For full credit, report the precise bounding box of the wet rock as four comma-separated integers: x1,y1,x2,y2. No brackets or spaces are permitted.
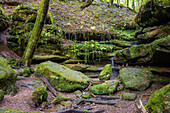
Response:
113,36,170,65
31,86,48,107
0,89,4,102
98,64,112,80
135,0,170,27
0,57,18,94
119,68,153,91
89,80,119,94
0,7,8,32
53,96,72,104
146,83,170,113
122,92,136,100
35,61,90,92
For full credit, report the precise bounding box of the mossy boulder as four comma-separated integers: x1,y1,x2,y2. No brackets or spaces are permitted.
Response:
53,96,72,104
119,68,153,91
0,89,4,102
137,22,170,40
31,86,48,106
98,64,112,80
135,0,170,27
146,84,170,113
0,57,17,94
89,80,119,94
113,36,170,65
35,61,90,92
12,4,52,23
0,7,8,32
122,92,136,100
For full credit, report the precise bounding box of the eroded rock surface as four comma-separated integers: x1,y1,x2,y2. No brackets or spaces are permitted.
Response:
35,61,90,92
119,68,153,91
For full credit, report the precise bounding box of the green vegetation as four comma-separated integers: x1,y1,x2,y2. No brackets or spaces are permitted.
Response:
53,96,72,104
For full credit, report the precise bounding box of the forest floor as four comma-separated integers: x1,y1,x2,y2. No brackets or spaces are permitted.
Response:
0,70,167,113
0,0,169,113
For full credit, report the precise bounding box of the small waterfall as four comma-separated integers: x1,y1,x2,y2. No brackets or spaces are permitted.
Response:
111,58,114,68
111,58,119,79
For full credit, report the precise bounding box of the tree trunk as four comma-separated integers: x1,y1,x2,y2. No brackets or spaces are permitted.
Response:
22,0,50,66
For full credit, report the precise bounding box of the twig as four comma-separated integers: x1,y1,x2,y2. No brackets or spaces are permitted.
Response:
135,98,148,113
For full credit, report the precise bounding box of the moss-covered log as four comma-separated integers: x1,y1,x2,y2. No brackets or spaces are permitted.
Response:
22,0,50,66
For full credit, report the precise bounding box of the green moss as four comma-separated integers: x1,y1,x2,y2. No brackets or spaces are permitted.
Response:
82,92,91,98
119,68,153,91
0,57,18,94
146,84,170,113
0,89,4,102
0,107,39,113
31,86,48,105
35,61,90,92
99,64,112,80
53,96,72,104
89,80,119,95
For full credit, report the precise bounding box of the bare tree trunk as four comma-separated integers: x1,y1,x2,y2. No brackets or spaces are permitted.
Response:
22,0,50,66
127,0,129,7
80,0,94,10
132,0,135,12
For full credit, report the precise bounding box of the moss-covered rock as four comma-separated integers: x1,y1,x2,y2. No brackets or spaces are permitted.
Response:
89,80,119,94
31,86,48,106
122,92,136,100
0,57,18,94
53,96,72,104
32,55,68,63
0,7,8,32
12,4,52,24
119,68,153,91
0,89,4,102
98,64,112,80
35,61,90,92
146,84,170,113
113,36,170,65
137,22,170,40
64,64,100,72
135,0,170,27
82,92,91,98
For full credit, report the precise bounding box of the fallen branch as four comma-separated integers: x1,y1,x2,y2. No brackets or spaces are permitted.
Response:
57,109,105,113
80,0,94,10
40,77,58,97
135,98,148,113
75,99,116,105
